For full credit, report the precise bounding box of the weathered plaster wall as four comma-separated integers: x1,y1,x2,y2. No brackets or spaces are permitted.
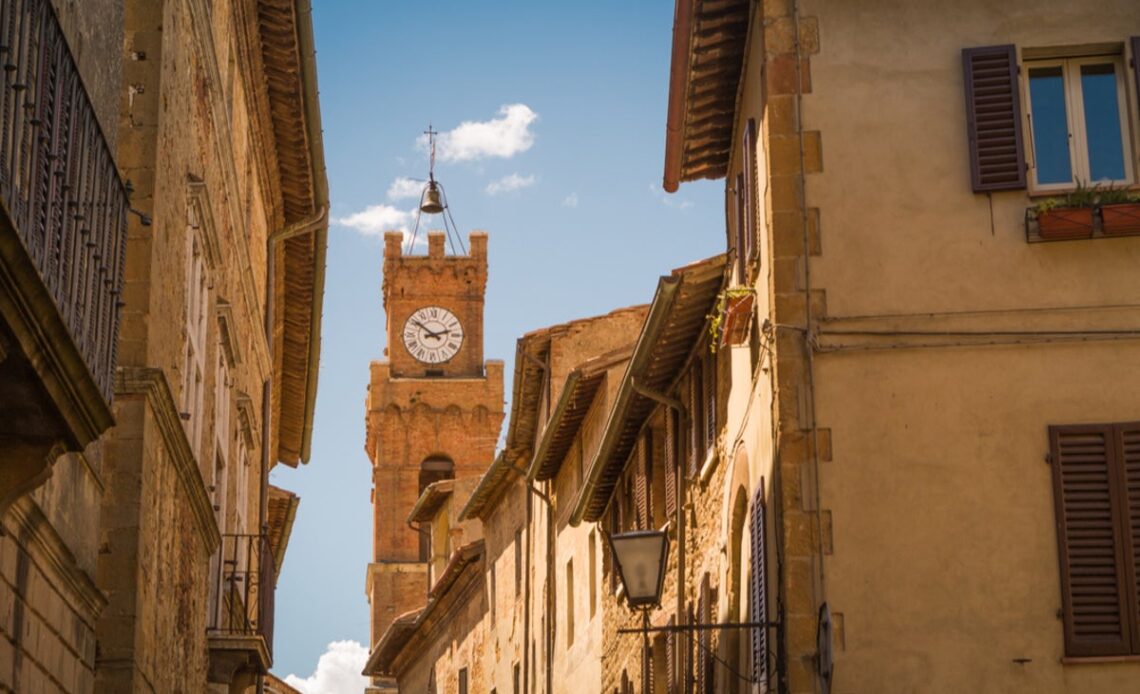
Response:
755,0,1140,691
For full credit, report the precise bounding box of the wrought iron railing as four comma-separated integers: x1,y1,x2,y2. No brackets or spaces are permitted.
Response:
0,0,128,402
208,533,276,656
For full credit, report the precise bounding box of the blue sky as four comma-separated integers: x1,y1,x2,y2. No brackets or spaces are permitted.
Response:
270,2,723,688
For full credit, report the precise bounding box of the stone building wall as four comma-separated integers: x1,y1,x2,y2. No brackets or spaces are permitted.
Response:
0,1,121,691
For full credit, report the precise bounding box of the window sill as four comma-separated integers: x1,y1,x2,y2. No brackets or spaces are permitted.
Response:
1061,655,1140,665
1026,182,1140,199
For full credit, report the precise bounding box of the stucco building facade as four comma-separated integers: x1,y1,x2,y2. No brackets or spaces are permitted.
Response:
1,0,327,692
663,0,1140,691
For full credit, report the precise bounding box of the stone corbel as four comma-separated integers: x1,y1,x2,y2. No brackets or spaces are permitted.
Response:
0,441,65,531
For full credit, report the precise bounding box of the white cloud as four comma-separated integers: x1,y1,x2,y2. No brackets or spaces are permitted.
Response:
283,640,370,694
335,204,414,237
484,173,537,196
562,193,579,207
648,183,693,210
386,177,424,201
423,104,538,162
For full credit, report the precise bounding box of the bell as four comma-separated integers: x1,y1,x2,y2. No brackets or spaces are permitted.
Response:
420,182,444,214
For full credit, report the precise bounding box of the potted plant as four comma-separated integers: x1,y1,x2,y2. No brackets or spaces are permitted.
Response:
1097,188,1140,237
1033,185,1096,240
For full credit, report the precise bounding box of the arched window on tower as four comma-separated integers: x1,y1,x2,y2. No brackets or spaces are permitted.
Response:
418,456,455,561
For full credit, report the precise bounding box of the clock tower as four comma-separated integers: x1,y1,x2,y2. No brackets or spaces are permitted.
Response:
364,229,504,681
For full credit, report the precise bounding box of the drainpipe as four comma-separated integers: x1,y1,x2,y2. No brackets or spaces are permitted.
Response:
264,207,328,343
523,478,532,694
546,478,555,694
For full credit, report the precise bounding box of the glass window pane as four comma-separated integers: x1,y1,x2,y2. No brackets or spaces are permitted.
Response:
1029,66,1072,185
1080,63,1126,182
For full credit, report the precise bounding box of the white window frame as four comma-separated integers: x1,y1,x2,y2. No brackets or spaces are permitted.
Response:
1024,54,1136,193
182,234,209,458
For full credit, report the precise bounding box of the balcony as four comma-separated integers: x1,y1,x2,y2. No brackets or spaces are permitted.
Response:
207,533,276,689
0,0,128,503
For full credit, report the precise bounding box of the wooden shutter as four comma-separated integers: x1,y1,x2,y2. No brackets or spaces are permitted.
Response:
1049,424,1134,656
1120,423,1140,651
962,45,1026,192
696,577,709,693
733,173,746,281
665,409,678,518
702,355,711,446
689,368,703,476
744,118,758,267
666,617,677,694
750,483,768,688
635,436,649,529
1132,38,1140,118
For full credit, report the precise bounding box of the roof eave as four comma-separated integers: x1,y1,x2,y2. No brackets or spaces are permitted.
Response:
296,0,329,464
569,276,683,526
663,0,695,193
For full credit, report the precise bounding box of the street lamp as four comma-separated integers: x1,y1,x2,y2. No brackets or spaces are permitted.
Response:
609,529,669,608
608,529,669,693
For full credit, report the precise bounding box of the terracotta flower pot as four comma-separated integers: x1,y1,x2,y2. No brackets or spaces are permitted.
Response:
1100,203,1140,237
1036,207,1094,240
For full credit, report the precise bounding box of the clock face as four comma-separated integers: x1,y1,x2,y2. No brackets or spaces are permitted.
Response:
402,306,464,364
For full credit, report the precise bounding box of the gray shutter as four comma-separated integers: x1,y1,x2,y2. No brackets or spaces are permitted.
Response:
750,483,769,688
962,45,1026,192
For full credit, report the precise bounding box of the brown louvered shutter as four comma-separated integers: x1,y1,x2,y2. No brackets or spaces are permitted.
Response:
666,617,677,693
744,118,758,266
635,437,649,529
696,577,709,693
702,350,711,444
733,173,746,281
689,368,703,476
750,483,768,688
1132,38,1140,111
685,605,695,693
1049,424,1134,656
962,45,1026,192
1119,423,1140,651
665,409,678,518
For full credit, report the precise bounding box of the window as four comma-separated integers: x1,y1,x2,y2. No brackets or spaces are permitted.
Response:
418,456,454,560
515,528,523,595
565,558,575,646
1026,55,1133,189
962,40,1140,194
458,667,468,694
212,344,232,530
182,234,208,458
513,662,520,694
589,530,597,618
1049,422,1140,657
490,561,497,624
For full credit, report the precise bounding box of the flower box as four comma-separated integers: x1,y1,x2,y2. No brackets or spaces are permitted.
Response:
1100,202,1140,237
1036,207,1094,240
